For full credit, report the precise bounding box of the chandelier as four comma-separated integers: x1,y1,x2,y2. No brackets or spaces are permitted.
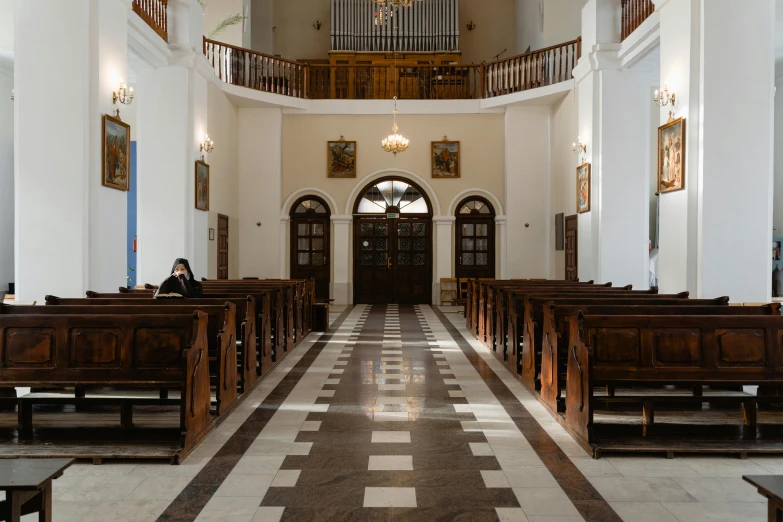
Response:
382,96,409,156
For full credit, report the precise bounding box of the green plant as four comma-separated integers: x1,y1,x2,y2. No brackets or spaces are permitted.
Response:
207,13,245,38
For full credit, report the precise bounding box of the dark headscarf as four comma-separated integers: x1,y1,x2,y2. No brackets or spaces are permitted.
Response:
154,258,203,298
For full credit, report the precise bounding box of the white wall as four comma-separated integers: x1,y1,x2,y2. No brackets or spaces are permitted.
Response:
516,0,543,54
575,69,597,282
774,67,783,240
505,106,552,278
238,108,282,278
0,0,12,51
202,0,244,47
543,0,587,48
549,91,577,279
0,58,12,293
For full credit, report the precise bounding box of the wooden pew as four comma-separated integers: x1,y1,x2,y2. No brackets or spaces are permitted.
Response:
540,302,781,413
0,311,213,461
6,302,240,416
46,296,259,394
565,312,783,456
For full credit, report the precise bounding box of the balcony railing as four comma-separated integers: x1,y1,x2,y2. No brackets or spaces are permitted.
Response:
483,38,581,98
621,0,654,41
204,39,306,97
132,0,168,42
204,37,581,101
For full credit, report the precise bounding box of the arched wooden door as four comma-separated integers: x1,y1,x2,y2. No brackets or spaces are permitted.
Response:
290,197,331,299
455,197,496,280
353,178,433,305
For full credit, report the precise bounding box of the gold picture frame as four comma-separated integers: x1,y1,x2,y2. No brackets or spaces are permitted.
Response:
432,138,460,178
102,113,131,191
327,137,357,178
657,116,686,194
195,160,210,211
576,162,591,214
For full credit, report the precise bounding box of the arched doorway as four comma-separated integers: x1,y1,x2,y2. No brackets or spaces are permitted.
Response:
290,196,331,299
455,196,496,280
353,177,433,304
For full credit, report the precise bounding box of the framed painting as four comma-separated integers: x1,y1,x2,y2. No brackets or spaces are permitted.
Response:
102,114,131,191
195,160,210,211
658,117,686,194
432,139,460,178
576,162,591,214
327,139,357,178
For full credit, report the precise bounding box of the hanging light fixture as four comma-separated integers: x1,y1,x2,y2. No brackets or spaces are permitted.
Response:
382,96,409,156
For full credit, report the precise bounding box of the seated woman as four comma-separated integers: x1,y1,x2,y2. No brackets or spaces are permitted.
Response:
154,258,203,298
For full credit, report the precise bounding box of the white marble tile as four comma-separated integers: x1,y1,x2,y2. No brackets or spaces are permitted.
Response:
78,499,170,522
495,507,530,521
469,442,495,456
609,501,679,522
672,477,765,503
382,357,404,362
376,397,409,405
382,350,403,355
311,403,330,412
436,361,449,366
372,431,411,443
214,474,274,497
330,369,345,375
481,470,511,488
318,390,335,398
288,442,313,455
454,404,472,413
449,390,466,398
606,457,701,478
252,506,285,522
439,369,455,375
380,364,404,370
374,411,410,421
363,487,417,507
461,421,482,432
504,467,558,488
233,455,286,475
590,477,695,502
325,378,341,385
58,475,146,502
196,496,265,522
443,379,459,385
512,488,580,517
300,420,322,431
368,455,414,470
245,440,291,456
662,501,766,521
334,360,348,366
271,469,301,487
39,500,100,522
678,457,769,478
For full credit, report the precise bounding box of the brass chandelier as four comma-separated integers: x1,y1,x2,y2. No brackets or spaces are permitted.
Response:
382,96,409,156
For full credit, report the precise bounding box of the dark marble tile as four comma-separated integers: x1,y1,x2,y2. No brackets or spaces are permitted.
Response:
412,487,518,509
281,507,391,522
391,508,500,522
261,486,366,508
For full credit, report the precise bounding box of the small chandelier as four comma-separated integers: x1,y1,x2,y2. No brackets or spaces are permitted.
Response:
113,81,134,106
382,96,409,156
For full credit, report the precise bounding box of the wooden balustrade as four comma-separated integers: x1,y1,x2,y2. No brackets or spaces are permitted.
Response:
203,38,578,101
621,0,654,41
203,38,306,98
307,64,480,100
483,38,581,99
132,0,168,42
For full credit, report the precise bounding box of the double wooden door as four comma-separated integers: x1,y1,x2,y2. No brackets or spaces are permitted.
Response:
354,217,432,304
290,216,331,299
217,214,229,280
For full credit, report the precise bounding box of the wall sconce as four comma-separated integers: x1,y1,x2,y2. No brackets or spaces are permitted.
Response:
654,85,676,107
200,134,214,155
313,19,322,30
466,20,476,31
112,81,134,106
572,137,587,156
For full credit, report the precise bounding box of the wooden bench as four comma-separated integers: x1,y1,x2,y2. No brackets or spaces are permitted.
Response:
0,458,73,522
539,302,780,413
565,312,783,457
0,311,212,461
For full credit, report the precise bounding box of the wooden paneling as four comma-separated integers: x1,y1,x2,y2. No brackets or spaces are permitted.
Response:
217,214,229,280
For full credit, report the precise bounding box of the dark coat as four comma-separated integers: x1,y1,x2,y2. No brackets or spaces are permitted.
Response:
154,258,203,298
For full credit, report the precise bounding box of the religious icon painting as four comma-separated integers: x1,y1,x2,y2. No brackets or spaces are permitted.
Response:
658,116,686,194
431,139,460,178
327,138,357,178
576,162,591,214
102,114,131,191
195,160,210,211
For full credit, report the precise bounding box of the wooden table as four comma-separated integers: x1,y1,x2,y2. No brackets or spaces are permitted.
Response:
0,459,73,521
743,475,783,521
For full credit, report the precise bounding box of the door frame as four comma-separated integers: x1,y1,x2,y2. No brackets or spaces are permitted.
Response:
289,195,332,299
454,196,496,280
217,213,229,280
352,176,433,304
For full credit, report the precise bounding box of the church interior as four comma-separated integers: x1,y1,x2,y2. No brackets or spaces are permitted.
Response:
1,0,783,520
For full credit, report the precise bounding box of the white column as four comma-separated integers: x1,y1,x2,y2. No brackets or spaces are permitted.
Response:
495,216,507,279
331,215,352,305
433,216,454,304
279,216,289,278
0,53,13,295
238,108,282,278
136,0,208,285
657,0,774,301
14,0,130,301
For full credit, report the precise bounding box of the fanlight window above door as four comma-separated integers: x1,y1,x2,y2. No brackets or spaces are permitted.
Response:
356,180,429,214
458,199,493,215
294,199,329,215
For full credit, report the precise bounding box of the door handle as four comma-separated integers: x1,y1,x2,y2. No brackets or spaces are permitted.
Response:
388,256,392,269
324,255,328,265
